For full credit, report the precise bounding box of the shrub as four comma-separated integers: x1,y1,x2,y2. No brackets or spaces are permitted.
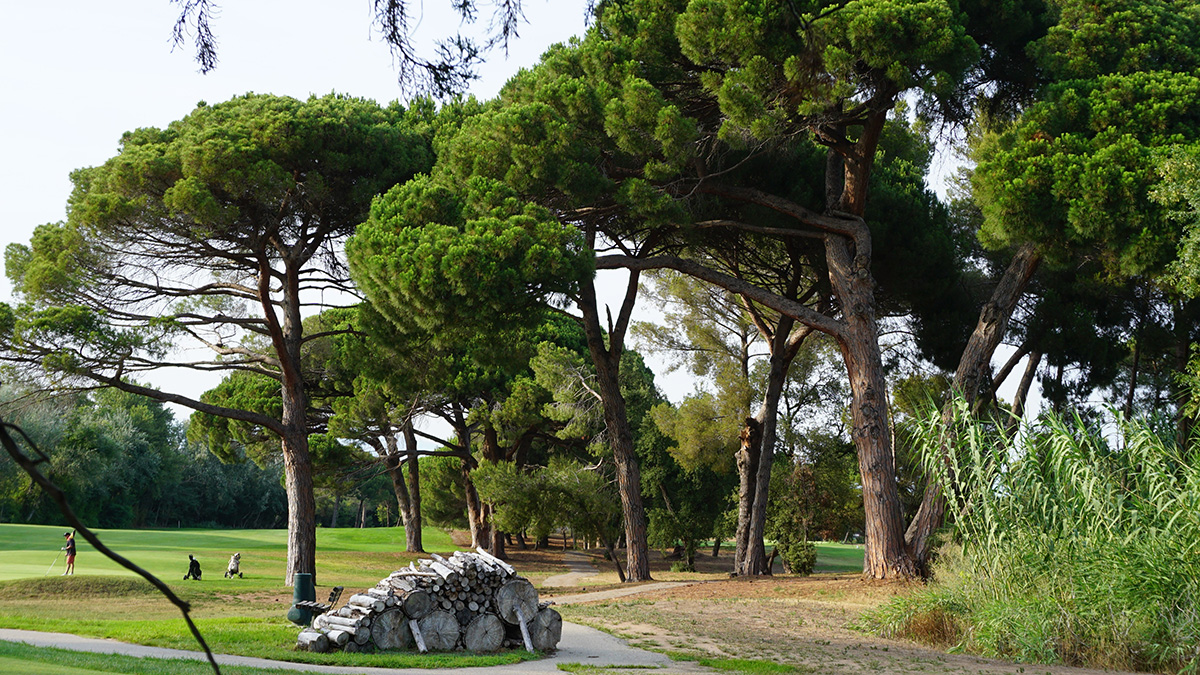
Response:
778,539,816,575
862,403,1200,674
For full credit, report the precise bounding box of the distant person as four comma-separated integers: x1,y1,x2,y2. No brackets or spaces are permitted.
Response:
224,552,243,578
62,531,76,575
184,554,202,580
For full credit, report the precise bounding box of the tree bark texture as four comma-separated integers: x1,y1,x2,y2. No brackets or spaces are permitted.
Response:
904,243,1041,570
579,273,652,582
463,462,488,550
405,434,423,552
733,417,761,573
828,234,916,578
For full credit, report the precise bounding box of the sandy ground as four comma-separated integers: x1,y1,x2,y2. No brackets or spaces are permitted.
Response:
558,572,1151,675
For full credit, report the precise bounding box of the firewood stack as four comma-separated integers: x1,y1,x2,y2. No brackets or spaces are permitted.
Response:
295,547,562,654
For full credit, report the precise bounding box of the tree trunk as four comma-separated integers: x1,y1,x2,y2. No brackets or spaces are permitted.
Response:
463,461,488,549
1174,302,1194,448
282,429,318,586
489,518,507,560
1124,330,1141,419
578,271,653,582
733,418,762,574
403,422,423,551
839,320,914,577
1011,349,1042,423
904,243,1041,571
738,322,802,576
330,493,340,528
593,353,652,581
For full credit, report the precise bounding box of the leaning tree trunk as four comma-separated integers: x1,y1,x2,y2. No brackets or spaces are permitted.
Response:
904,243,1041,570
820,122,917,579
595,358,652,581
738,326,799,576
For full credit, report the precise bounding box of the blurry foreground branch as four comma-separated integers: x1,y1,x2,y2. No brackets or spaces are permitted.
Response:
0,416,221,675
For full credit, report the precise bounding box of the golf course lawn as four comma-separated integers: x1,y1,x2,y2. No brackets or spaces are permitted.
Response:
0,523,863,672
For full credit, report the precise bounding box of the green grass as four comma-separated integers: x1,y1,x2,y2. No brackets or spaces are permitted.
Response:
0,640,312,675
699,657,807,673
811,543,863,573
0,523,540,669
0,523,454,585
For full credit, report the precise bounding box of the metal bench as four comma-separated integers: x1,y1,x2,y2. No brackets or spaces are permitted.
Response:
294,585,344,617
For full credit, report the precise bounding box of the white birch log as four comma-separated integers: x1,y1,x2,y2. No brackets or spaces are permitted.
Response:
348,594,386,612
515,604,534,653
409,618,427,653
475,547,516,575
326,628,352,646
297,628,329,653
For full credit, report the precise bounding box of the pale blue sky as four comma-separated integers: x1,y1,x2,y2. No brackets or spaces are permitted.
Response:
0,0,591,301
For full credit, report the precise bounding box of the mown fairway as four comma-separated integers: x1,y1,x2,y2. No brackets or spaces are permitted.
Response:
0,524,540,669
0,523,455,585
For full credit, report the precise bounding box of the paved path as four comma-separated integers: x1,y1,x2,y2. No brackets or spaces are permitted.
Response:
540,551,599,587
0,622,710,674
551,581,700,604
0,559,716,674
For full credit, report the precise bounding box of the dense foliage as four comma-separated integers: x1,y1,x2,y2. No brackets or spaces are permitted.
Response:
865,402,1200,673
0,388,285,529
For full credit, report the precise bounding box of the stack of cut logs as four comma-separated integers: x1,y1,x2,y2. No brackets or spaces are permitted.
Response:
295,547,562,654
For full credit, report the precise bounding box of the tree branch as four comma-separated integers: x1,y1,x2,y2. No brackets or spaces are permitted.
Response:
597,254,846,339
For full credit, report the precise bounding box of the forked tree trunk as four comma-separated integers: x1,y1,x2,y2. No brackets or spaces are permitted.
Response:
579,271,652,582
738,321,805,576
384,422,424,552
904,243,1041,570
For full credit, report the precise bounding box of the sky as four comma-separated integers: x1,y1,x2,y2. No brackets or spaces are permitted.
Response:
0,1,1039,427
0,1,624,413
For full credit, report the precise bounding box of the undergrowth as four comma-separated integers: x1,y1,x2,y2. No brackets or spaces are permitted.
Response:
861,403,1200,674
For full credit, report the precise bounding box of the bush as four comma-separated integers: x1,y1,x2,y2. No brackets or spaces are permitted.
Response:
862,403,1200,674
778,539,816,575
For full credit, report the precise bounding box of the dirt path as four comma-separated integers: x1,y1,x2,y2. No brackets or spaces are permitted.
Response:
540,551,598,587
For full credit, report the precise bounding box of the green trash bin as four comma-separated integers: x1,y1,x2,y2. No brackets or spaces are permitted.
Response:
287,572,316,625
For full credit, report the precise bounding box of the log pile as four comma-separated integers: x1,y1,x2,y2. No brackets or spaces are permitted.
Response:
295,547,562,654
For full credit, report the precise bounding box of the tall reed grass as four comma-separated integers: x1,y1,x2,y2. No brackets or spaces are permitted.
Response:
862,401,1200,673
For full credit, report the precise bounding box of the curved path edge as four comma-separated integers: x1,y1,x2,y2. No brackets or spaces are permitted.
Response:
0,622,674,674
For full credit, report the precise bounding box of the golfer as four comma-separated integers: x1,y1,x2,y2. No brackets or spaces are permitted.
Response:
62,531,76,575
